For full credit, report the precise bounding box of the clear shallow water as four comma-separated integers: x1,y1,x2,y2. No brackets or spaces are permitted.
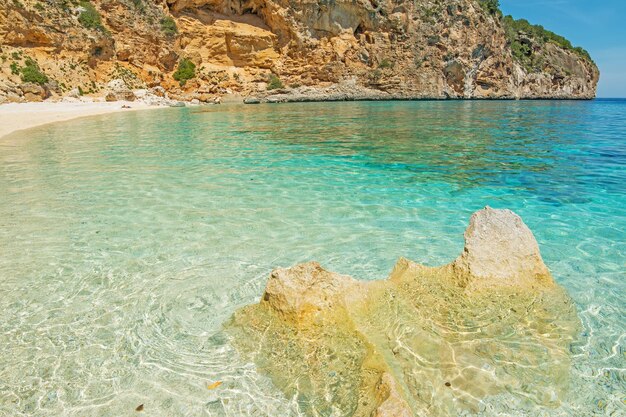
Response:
0,100,623,416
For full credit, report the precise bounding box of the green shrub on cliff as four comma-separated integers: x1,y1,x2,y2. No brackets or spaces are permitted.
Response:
10,62,20,75
173,58,196,86
478,0,501,17
78,1,105,32
19,58,49,85
267,74,284,90
378,58,394,69
573,46,593,62
160,16,178,37
474,0,593,67
131,0,145,11
110,63,144,89
502,15,594,66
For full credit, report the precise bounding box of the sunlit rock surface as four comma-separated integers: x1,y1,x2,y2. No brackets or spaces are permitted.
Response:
0,0,598,102
226,207,581,416
452,207,553,287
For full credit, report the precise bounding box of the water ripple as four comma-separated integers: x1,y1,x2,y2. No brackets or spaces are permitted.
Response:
0,100,624,416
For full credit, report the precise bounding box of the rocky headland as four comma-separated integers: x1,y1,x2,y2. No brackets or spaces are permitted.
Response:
0,0,599,104
226,207,581,416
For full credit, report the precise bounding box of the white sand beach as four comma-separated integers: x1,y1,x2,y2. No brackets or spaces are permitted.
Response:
0,101,157,140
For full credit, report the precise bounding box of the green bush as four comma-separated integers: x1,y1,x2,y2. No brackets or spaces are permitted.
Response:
173,58,196,86
58,0,76,11
20,58,49,85
478,0,500,16
267,74,284,90
378,58,393,69
160,16,177,37
573,46,593,62
78,1,104,31
502,15,593,67
131,0,145,11
10,62,20,75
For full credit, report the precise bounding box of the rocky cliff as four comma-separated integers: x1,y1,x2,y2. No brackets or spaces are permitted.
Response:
0,0,599,103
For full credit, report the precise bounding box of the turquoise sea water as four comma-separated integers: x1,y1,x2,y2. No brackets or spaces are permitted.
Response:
0,100,624,416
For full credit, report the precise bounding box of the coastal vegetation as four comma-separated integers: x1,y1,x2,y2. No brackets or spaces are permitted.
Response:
477,0,593,70
131,0,146,12
173,58,196,86
478,0,501,17
19,58,48,85
378,58,394,69
109,63,143,89
502,15,594,66
267,74,284,90
11,57,49,85
160,16,177,37
78,1,105,32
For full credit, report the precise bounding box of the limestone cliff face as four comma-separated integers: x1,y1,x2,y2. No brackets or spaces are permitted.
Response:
0,0,599,103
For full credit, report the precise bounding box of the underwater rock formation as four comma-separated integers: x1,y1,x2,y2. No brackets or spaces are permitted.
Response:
226,207,581,416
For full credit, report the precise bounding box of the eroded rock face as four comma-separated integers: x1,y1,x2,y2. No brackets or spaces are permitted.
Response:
227,207,581,416
0,0,598,102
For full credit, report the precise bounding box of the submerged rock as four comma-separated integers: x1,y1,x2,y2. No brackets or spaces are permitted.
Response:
226,207,581,416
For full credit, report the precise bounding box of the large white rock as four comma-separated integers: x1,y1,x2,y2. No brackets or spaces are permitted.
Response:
106,78,127,92
452,206,552,287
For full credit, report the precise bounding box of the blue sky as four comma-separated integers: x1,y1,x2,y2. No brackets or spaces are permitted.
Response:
499,0,626,98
